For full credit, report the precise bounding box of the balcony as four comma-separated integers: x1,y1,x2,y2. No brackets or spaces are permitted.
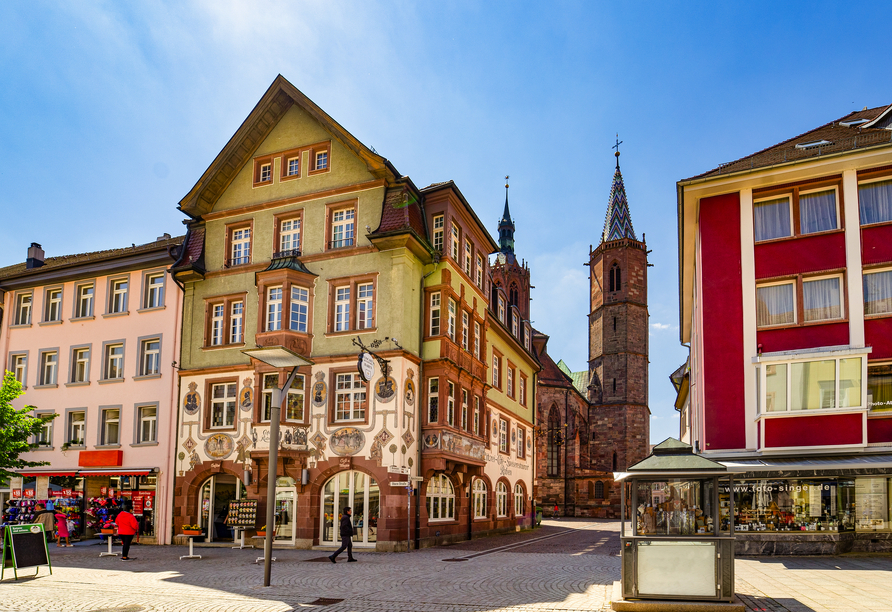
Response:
272,248,302,260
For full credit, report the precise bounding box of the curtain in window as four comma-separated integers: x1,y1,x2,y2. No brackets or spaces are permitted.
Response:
799,190,837,234
864,270,892,315
803,277,841,321
859,180,892,225
754,198,791,242
756,284,794,326
868,364,892,411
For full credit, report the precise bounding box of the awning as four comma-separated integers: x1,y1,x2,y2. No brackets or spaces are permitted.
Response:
78,468,157,477
720,453,892,474
18,470,78,477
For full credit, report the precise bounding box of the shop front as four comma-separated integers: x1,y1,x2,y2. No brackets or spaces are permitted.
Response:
720,455,892,554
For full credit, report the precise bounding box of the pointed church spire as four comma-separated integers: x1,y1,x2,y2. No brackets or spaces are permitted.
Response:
601,139,637,243
498,176,516,256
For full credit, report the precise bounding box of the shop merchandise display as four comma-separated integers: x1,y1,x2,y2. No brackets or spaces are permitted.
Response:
85,497,124,534
225,499,258,528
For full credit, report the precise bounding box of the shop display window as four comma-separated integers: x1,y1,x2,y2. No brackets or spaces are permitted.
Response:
854,477,892,532
635,478,714,536
720,479,853,532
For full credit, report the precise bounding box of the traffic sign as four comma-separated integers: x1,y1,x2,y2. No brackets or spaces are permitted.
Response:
389,481,409,486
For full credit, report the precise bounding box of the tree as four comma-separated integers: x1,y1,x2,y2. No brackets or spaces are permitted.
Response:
0,371,56,481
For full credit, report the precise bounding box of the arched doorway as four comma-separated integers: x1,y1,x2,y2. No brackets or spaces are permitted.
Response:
320,471,380,547
197,474,246,542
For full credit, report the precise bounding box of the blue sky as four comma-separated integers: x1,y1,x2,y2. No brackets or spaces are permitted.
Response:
1,1,890,443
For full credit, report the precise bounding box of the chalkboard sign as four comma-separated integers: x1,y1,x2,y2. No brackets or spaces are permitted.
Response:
1,524,52,580
224,500,258,528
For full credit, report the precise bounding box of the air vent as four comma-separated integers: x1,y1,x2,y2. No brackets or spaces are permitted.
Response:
795,140,832,150
840,119,869,127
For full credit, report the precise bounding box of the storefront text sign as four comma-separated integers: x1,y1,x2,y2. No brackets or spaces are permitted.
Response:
11,490,22,498
23,489,35,498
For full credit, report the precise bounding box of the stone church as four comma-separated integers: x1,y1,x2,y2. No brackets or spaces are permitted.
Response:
532,151,651,517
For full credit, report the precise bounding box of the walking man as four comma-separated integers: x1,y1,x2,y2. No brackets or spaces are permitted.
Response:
329,507,357,563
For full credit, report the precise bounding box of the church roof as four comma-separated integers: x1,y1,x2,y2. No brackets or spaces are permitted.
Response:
555,360,589,396
602,162,637,243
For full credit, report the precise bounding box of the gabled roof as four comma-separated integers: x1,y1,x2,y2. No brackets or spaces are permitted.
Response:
179,75,403,217
684,104,892,182
420,181,500,252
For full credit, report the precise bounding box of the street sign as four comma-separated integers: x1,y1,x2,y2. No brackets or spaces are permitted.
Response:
399,466,410,474
357,352,375,382
389,481,409,486
410,476,424,481
387,465,401,474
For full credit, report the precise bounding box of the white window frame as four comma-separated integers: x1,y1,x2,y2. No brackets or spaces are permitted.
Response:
356,283,374,330
428,377,439,423
330,208,355,249
476,254,484,288
109,278,128,314
315,150,328,171
756,279,797,328
230,301,244,343
11,353,27,386
464,240,472,276
432,214,444,253
519,376,526,406
290,287,309,333
517,427,525,459
430,292,441,336
802,273,845,323
335,286,351,332
799,185,840,235
35,412,53,448
280,218,301,252
261,373,279,423
75,283,94,318
474,321,481,359
461,311,469,351
15,292,32,325
427,474,455,522
285,374,305,422
211,303,225,346
71,347,90,383
498,295,506,324
499,418,508,453
512,312,519,338
493,354,500,388
137,404,157,444
39,350,57,386
514,483,524,516
44,288,62,322
267,286,283,331
473,479,487,519
231,227,252,266
100,407,120,446
858,176,892,226
210,382,238,428
864,267,892,317
753,194,793,242
335,373,366,421
139,337,161,376
67,410,86,446
507,367,514,398
496,481,508,517
447,381,455,426
473,396,480,435
286,156,300,177
259,162,272,182
447,298,456,340
461,389,468,430
450,224,460,261
104,343,124,380
145,273,165,309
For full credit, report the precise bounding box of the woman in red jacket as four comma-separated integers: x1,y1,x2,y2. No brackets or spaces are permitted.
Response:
115,502,139,560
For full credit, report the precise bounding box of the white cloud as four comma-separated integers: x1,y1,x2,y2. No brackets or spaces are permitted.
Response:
651,322,671,330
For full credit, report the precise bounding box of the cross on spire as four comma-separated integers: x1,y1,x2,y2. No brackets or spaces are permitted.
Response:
612,134,623,168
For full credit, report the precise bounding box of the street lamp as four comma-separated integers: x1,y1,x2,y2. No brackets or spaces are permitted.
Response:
242,346,313,587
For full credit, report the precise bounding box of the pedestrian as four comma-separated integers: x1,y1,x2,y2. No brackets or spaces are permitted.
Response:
328,506,357,563
115,501,139,561
553,503,560,519
55,511,72,547
33,503,56,541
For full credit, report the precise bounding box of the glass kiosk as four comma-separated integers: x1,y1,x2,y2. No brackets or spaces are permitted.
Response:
615,438,738,605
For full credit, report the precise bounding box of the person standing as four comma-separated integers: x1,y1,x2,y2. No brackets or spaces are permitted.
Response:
54,511,72,547
115,501,139,560
33,503,56,541
328,507,357,563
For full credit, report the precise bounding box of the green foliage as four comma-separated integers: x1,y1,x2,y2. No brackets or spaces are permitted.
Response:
0,371,57,481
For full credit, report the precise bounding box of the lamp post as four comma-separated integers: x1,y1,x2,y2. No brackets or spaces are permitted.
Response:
242,346,313,587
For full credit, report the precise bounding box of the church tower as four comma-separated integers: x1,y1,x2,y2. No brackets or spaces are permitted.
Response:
588,149,650,473
491,178,531,321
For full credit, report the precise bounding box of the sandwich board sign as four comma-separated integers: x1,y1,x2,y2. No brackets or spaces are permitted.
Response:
1,524,52,580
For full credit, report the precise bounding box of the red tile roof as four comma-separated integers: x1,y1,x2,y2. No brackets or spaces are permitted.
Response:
372,186,427,238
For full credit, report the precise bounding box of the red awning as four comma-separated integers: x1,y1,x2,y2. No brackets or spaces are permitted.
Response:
78,468,155,477
18,471,78,477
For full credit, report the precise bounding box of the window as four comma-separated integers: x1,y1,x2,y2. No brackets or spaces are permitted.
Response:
864,269,892,316
286,156,300,177
507,367,514,398
428,377,439,423
14,293,32,325
868,364,892,411
67,411,85,446
498,294,506,323
803,276,842,322
473,396,480,435
595,481,605,499
211,303,225,345
799,189,838,234
523,324,531,351
139,338,160,376
492,352,501,389
757,282,795,327
755,187,840,241
286,374,305,421
514,483,525,516
210,382,237,428
36,414,53,448
499,418,508,453
104,343,124,380
267,286,283,331
261,373,279,422
447,298,456,340
446,381,455,426
230,227,252,266
137,405,157,443
427,474,455,521
609,263,621,292
450,224,460,261
461,389,469,430
39,351,57,386
44,289,62,322
70,347,89,383
461,311,469,350
512,312,519,338
356,283,374,329
280,218,301,253
754,196,792,241
430,292,441,336
230,301,244,343
11,354,27,386
496,481,508,517
109,278,128,314
432,214,444,253
519,375,527,406
290,287,308,333
100,408,120,445
464,240,472,276
860,178,892,225
145,273,165,309
517,427,525,459
472,479,487,519
76,284,94,318
335,373,366,421
547,407,560,477
259,163,272,183
314,150,328,171
758,355,864,413
330,208,354,249
476,254,484,288
474,321,481,359
335,286,350,332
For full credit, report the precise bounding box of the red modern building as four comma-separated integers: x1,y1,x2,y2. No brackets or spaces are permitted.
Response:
677,104,892,553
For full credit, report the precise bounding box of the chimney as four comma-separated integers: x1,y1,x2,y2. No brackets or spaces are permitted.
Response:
157,233,171,241
26,243,45,269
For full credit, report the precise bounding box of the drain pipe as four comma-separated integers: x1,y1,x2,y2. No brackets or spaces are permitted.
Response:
415,259,439,550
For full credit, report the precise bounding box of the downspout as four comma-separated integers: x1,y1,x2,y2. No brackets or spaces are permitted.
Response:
416,258,438,550
564,387,569,517
163,270,185,545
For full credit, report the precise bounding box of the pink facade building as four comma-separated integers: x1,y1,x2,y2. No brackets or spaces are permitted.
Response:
677,104,892,553
0,236,183,544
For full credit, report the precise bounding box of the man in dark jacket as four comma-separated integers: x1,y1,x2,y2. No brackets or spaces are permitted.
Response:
328,507,357,563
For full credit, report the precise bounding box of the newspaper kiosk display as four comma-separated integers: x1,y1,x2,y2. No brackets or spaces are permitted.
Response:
1,524,52,580
615,438,737,604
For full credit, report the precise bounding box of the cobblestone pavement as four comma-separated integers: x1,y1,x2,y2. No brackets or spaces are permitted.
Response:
3,520,892,612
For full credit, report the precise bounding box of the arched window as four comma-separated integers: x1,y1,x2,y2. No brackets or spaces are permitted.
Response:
609,263,621,292
472,479,488,519
509,283,519,307
547,406,560,477
427,474,455,521
514,483,525,516
595,480,605,499
496,481,508,517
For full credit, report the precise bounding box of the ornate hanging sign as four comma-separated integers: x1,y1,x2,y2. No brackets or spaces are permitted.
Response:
357,352,375,383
